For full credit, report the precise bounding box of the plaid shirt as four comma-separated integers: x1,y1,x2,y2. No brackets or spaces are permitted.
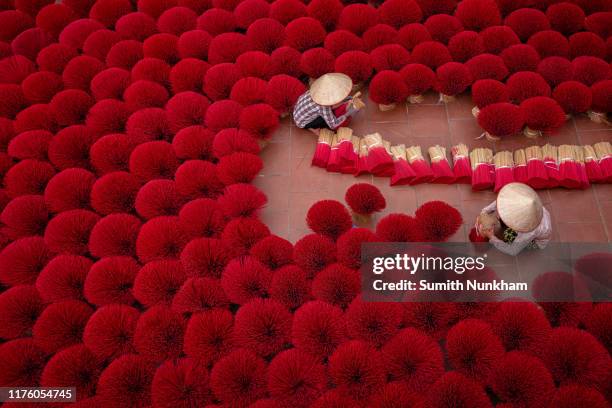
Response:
293,91,349,129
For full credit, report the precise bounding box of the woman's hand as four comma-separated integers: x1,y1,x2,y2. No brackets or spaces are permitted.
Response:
480,227,494,238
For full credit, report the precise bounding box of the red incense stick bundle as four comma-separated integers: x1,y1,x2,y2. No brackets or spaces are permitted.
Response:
390,144,416,186
451,143,472,183
378,140,396,177
493,150,514,192
336,127,354,163
525,145,549,189
558,144,581,189
470,147,495,191
311,129,333,168
583,145,604,183
364,133,394,176
326,133,342,173
513,149,529,184
542,144,562,188
340,136,360,174
354,141,369,177
428,145,455,184
407,145,434,184
594,141,612,182
573,145,590,189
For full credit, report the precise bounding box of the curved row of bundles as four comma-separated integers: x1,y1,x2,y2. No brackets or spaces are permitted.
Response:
312,128,612,191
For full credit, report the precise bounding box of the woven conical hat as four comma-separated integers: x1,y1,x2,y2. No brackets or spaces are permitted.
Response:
496,183,543,232
309,73,353,106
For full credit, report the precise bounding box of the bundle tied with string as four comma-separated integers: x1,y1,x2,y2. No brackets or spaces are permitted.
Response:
542,144,562,188
513,149,529,184
363,133,394,176
355,141,369,176
493,151,514,192
326,133,342,173
525,145,549,190
390,144,416,186
594,141,612,182
336,127,354,164
573,145,590,189
428,145,454,184
470,147,494,191
340,136,360,174
312,128,334,168
406,145,434,184
583,145,604,183
451,143,471,183
558,144,581,189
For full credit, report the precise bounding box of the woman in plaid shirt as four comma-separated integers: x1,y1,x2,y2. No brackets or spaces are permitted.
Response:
293,73,363,133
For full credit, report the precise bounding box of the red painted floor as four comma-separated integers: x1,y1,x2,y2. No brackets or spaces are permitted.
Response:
254,91,612,243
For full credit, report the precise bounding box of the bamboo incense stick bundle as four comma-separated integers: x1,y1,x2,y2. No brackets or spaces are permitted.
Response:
470,147,495,190
326,133,342,172
363,133,394,175
513,149,528,184
594,141,612,182
573,145,590,189
354,140,369,176
451,143,471,183
558,144,581,189
390,144,416,186
583,145,604,183
406,145,434,184
340,136,361,174
525,145,549,189
336,127,354,163
311,129,334,168
493,150,514,192
428,145,455,183
542,144,561,188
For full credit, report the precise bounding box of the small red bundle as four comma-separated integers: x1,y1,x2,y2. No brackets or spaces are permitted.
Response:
465,53,508,82
390,144,416,186
435,62,472,103
470,147,494,191
335,127,355,165
525,145,549,190
477,102,525,141
552,81,592,116
399,63,436,104
519,97,566,138
325,133,341,173
513,149,529,184
334,50,373,85
507,72,551,104
493,150,514,192
344,183,386,227
428,145,454,184
451,143,471,183
594,142,612,182
542,144,562,188
369,70,408,111
471,79,509,117
340,136,360,174
354,141,369,177
573,145,590,189
362,133,394,176
311,128,333,168
558,144,581,189
406,145,434,184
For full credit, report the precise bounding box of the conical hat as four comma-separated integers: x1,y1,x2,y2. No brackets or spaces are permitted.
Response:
496,183,543,232
309,73,353,106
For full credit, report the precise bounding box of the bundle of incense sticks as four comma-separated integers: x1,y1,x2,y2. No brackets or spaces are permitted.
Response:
470,147,495,190
451,143,471,183
583,145,604,183
336,127,354,163
428,145,455,184
542,144,561,188
407,145,434,184
513,149,528,184
326,133,342,172
363,133,394,175
525,145,549,189
378,140,396,177
354,141,369,177
558,144,581,189
493,151,514,192
594,141,612,182
311,129,334,168
573,145,590,189
340,136,360,174
390,144,416,186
